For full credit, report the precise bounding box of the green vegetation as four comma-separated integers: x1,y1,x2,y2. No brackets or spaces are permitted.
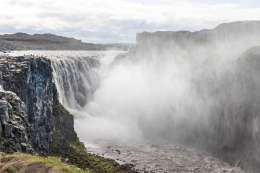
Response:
51,141,132,173
0,152,134,173
51,103,133,173
61,150,131,173
69,138,86,153
0,152,91,173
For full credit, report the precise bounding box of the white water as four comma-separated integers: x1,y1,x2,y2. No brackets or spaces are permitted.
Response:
5,50,250,172
5,48,252,146
8,50,168,144
48,51,133,143
7,50,129,142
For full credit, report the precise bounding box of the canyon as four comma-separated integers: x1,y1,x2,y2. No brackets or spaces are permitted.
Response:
1,21,260,172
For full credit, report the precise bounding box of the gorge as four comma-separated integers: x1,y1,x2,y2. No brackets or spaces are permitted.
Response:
1,21,260,173
0,54,131,173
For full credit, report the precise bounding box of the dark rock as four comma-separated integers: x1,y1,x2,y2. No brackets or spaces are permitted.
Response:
0,90,34,153
0,55,80,155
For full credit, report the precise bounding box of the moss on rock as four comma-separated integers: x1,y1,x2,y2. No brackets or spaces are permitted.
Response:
51,103,133,173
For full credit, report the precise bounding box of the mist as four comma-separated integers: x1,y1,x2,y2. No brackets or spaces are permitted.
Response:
73,27,260,148
76,56,194,143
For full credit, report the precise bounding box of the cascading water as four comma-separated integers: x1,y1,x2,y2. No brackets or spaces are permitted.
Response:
6,49,252,172
7,48,259,148
51,56,100,110
8,50,131,143
48,51,133,143
47,49,208,145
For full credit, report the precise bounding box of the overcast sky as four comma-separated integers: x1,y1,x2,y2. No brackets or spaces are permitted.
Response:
0,0,260,43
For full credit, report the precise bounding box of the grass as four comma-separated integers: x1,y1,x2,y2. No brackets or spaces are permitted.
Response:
59,149,134,173
0,152,91,173
69,138,86,153
51,103,133,172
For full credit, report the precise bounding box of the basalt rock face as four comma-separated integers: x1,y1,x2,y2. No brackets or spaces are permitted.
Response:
0,56,78,155
0,90,34,153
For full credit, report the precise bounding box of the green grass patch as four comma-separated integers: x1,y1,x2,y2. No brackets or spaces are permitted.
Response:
0,152,91,173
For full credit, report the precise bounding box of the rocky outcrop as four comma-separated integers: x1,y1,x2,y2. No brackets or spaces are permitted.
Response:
0,90,34,153
0,55,79,155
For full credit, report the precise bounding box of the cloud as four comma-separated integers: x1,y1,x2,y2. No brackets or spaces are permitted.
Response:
0,0,259,42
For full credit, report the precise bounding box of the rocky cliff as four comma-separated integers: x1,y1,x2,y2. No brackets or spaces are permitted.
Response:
135,21,260,60
0,55,78,155
132,21,260,172
0,90,34,153
192,47,260,172
0,55,132,173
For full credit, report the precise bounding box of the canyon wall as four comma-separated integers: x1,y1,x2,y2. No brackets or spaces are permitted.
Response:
0,56,79,155
133,21,260,172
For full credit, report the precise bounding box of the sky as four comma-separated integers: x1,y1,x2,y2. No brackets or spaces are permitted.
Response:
0,0,260,43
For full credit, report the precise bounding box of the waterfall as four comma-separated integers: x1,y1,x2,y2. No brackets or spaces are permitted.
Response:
51,56,100,110
48,51,130,143
5,49,260,172
7,50,127,143
49,51,124,112
8,49,259,148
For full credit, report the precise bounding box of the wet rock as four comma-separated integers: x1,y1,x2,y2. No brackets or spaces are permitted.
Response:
0,90,34,153
0,55,80,155
89,144,246,173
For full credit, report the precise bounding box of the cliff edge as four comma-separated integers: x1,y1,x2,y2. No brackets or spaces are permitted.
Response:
0,55,132,173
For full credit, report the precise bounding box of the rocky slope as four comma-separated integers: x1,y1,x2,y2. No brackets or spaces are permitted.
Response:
0,33,131,51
